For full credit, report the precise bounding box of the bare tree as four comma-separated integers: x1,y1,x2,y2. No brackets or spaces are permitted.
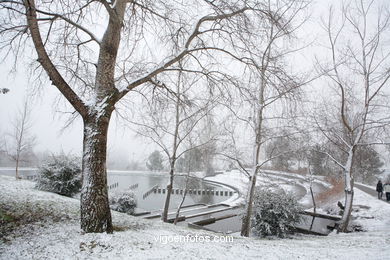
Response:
230,1,309,237
0,0,279,232
0,129,7,154
127,69,216,222
173,138,196,225
6,99,36,179
316,0,390,232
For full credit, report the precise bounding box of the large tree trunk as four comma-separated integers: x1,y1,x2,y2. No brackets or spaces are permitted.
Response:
162,166,175,222
80,115,113,233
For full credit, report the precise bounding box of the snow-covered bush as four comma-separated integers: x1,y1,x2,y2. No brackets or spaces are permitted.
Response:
251,188,302,238
36,155,82,197
109,191,137,215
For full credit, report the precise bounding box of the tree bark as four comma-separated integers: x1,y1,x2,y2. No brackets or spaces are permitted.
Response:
80,115,113,233
241,171,258,236
339,187,354,232
15,158,20,180
162,166,175,222
338,147,356,233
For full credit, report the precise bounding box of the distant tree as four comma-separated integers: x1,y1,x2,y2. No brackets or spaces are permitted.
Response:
353,146,384,184
0,129,6,154
127,160,142,171
146,151,164,172
265,135,294,171
0,135,7,166
308,144,331,176
176,148,203,173
199,114,217,177
265,131,315,173
6,100,36,179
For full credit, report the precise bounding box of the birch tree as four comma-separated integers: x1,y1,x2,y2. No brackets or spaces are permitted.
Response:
234,1,309,237
0,0,279,232
316,0,390,232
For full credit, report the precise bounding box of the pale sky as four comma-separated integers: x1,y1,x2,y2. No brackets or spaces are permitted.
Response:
0,61,151,162
0,0,388,166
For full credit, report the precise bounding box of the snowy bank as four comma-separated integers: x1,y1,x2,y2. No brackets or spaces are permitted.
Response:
1,175,390,260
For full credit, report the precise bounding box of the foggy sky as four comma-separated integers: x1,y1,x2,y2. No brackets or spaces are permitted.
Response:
0,0,388,166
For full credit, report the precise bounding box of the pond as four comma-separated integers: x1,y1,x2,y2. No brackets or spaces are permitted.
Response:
0,168,234,212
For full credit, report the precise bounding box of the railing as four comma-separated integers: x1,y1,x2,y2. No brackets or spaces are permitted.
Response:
153,188,235,197
107,182,118,190
129,183,139,190
142,185,158,199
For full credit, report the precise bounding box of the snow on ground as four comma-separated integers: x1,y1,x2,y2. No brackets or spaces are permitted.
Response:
1,175,390,260
205,170,248,194
205,170,319,208
355,182,376,190
352,189,390,231
262,170,333,189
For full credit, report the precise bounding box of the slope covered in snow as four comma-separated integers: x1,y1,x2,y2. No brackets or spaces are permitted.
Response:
0,175,389,260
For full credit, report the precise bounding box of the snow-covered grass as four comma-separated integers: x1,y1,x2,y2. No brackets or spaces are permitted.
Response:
205,170,318,208
1,175,390,260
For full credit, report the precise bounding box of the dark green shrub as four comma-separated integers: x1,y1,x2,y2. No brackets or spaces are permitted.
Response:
251,188,302,238
110,191,137,215
36,155,82,197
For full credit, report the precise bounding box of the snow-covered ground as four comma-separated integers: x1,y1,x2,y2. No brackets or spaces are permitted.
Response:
1,175,390,259
205,170,324,208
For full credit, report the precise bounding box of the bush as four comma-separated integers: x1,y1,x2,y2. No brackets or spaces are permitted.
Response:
109,191,137,215
36,155,82,197
251,188,302,238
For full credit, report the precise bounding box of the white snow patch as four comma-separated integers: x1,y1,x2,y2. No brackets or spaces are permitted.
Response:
1,175,389,260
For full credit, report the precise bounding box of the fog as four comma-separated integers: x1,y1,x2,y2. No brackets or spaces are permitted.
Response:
1,0,389,170
0,64,151,167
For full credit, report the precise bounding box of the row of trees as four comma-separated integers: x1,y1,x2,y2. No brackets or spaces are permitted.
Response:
1,0,389,236
146,146,215,174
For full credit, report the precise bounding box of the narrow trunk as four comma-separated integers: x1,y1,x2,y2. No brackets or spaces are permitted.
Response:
339,188,354,232
240,43,268,236
162,166,175,222
310,186,316,214
240,99,264,237
174,170,191,225
338,148,355,233
80,116,113,233
161,75,181,223
15,158,20,179
339,177,354,232
241,171,258,236
174,189,187,225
